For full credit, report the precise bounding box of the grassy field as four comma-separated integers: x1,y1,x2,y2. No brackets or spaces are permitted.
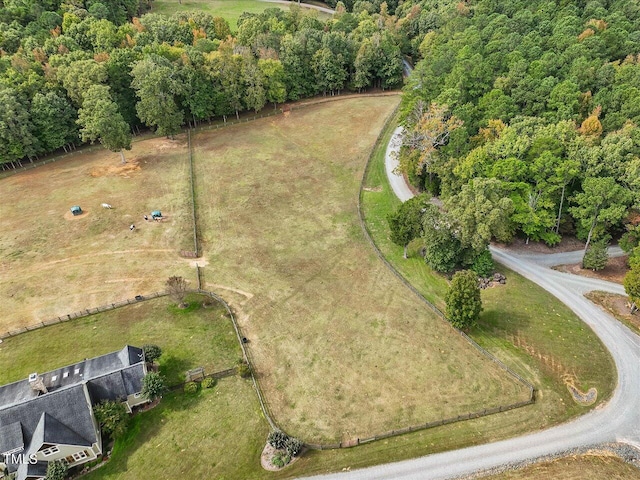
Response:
192,96,531,443
0,294,240,386
84,377,271,480
358,111,616,434
150,0,330,30
0,136,194,335
481,454,640,479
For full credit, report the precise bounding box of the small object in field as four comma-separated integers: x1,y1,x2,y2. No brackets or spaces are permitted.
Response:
242,337,249,344
130,224,135,231
70,206,82,216
135,295,144,301
101,203,112,209
144,215,148,221
151,210,162,221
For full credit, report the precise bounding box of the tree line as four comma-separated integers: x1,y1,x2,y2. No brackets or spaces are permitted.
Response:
0,1,405,166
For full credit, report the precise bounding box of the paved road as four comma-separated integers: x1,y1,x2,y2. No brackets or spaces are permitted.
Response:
301,129,640,480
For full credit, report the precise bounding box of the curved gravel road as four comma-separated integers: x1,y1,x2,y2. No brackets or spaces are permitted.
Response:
301,127,640,480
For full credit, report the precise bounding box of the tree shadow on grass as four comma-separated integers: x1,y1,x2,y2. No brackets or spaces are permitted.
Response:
159,354,192,386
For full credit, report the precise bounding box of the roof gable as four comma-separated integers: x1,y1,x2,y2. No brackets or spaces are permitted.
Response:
30,412,93,450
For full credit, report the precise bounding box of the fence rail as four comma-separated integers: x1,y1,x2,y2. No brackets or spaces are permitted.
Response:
187,129,200,258
0,95,535,451
356,106,536,402
0,291,166,340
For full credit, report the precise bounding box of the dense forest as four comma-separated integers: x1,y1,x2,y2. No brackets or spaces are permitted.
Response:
389,0,640,274
0,0,406,167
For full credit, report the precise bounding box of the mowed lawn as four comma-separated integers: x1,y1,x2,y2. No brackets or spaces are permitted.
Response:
150,0,330,30
192,97,531,444
0,136,194,334
0,294,240,386
84,378,270,480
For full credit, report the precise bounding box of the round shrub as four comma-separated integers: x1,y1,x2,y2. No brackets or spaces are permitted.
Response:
470,249,494,277
202,377,216,389
271,454,285,468
184,381,199,394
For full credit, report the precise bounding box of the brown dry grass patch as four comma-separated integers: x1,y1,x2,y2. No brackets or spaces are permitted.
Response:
192,97,531,443
0,136,194,333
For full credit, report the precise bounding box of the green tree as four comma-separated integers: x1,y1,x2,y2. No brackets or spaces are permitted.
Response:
421,204,463,273
94,400,129,439
445,178,515,254
31,91,78,153
131,55,184,137
45,460,68,480
0,88,38,165
259,59,287,109
141,372,165,401
77,85,132,164
56,59,108,107
569,176,633,253
445,270,482,330
582,239,609,271
624,264,640,314
387,194,428,258
142,344,162,363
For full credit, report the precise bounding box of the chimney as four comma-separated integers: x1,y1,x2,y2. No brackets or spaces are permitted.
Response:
28,373,47,394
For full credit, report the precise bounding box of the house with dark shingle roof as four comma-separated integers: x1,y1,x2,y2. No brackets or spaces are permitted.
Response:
0,346,149,480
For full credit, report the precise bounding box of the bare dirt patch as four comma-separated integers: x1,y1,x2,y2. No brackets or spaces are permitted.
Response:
554,255,629,284
90,160,142,178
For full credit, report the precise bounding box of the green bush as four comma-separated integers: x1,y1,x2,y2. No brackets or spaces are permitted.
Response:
583,239,609,271
202,377,216,389
271,454,285,468
237,360,252,378
268,430,288,449
141,372,165,401
142,344,162,363
184,381,199,394
470,249,494,277
94,400,129,439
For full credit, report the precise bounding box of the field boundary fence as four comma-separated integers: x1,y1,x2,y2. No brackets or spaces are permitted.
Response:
0,291,166,340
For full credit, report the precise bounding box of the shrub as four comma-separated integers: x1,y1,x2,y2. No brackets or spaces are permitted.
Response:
583,239,609,271
268,430,288,449
470,249,494,277
46,460,68,480
202,377,216,389
271,454,285,468
142,344,162,363
184,381,199,394
94,400,129,439
445,270,482,330
141,372,165,400
237,360,252,378
285,437,303,456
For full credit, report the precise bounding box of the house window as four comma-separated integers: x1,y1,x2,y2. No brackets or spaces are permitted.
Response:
71,451,88,462
41,446,60,456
